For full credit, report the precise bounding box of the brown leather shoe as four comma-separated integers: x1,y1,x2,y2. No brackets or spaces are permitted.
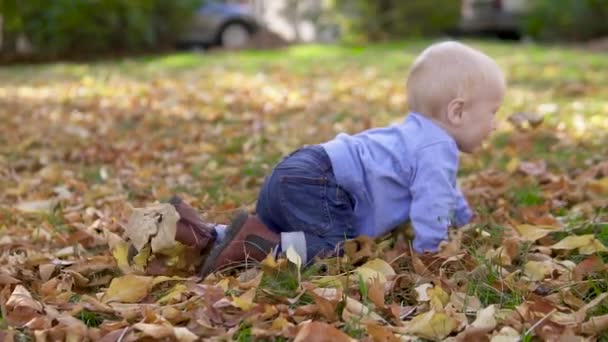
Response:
169,196,216,252
199,212,280,277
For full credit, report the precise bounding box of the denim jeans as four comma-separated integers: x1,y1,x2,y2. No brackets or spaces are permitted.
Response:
256,145,357,261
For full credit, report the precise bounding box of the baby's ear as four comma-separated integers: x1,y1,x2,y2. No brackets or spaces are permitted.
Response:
446,98,465,125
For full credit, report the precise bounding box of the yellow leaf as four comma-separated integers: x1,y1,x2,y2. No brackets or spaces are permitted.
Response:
132,244,151,271
157,284,189,305
506,157,519,173
112,242,132,274
231,288,256,311
217,278,230,292
271,315,291,331
260,252,279,273
551,234,608,254
406,310,459,340
311,275,345,289
102,274,154,303
524,260,554,281
428,285,450,311
354,258,395,283
513,224,562,241
151,275,188,287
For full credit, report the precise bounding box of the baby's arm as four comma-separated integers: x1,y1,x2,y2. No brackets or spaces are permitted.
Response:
409,142,460,253
454,187,473,226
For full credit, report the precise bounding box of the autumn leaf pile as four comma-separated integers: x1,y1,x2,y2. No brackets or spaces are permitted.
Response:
1,42,608,341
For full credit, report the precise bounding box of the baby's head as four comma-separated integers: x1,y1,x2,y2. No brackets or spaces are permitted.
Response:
406,41,506,153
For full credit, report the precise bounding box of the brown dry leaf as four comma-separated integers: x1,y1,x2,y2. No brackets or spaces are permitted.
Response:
310,290,339,321
344,235,375,264
450,291,482,313
551,234,608,254
368,277,386,309
518,160,547,177
366,323,401,342
132,322,174,339
124,203,180,253
5,285,44,326
294,321,355,342
406,310,459,340
102,274,154,303
579,314,608,335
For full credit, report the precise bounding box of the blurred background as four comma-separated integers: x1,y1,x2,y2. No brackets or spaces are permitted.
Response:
1,0,608,61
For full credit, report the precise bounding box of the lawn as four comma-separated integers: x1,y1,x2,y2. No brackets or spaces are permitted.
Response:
1,40,607,341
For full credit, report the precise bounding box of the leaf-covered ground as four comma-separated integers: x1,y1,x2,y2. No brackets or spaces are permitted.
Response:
1,40,607,341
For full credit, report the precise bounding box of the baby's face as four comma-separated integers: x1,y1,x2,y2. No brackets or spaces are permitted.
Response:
457,83,504,153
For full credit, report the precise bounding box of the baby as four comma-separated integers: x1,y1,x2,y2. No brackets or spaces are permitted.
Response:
168,41,506,277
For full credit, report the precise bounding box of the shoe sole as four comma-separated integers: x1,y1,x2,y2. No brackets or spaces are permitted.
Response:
199,209,249,278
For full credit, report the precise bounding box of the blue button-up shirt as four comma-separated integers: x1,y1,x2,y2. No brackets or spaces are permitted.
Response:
322,112,472,253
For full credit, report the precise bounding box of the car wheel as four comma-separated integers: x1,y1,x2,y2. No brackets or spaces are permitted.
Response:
220,23,251,49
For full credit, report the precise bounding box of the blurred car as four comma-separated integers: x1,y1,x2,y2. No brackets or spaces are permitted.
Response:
459,0,528,39
178,0,259,49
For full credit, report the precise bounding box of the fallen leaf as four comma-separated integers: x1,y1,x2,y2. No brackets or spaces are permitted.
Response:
366,323,401,342
354,258,396,284
414,283,433,302
514,224,562,241
524,260,555,281
231,288,257,311
5,285,44,326
344,235,375,264
406,310,459,340
367,277,386,309
112,241,132,274
157,284,189,305
102,274,154,303
450,291,482,313
173,327,199,342
551,234,608,254
14,199,56,213
286,245,303,269
343,297,384,322
124,203,180,253
132,323,174,339
294,321,355,342
490,326,521,342
579,313,608,335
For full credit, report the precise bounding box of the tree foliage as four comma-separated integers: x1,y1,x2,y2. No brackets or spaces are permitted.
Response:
0,0,202,56
524,0,608,41
331,0,460,42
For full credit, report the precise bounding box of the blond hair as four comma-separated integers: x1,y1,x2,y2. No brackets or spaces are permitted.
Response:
406,41,505,118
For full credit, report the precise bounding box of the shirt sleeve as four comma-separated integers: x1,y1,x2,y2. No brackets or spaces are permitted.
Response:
454,186,473,227
409,142,460,253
